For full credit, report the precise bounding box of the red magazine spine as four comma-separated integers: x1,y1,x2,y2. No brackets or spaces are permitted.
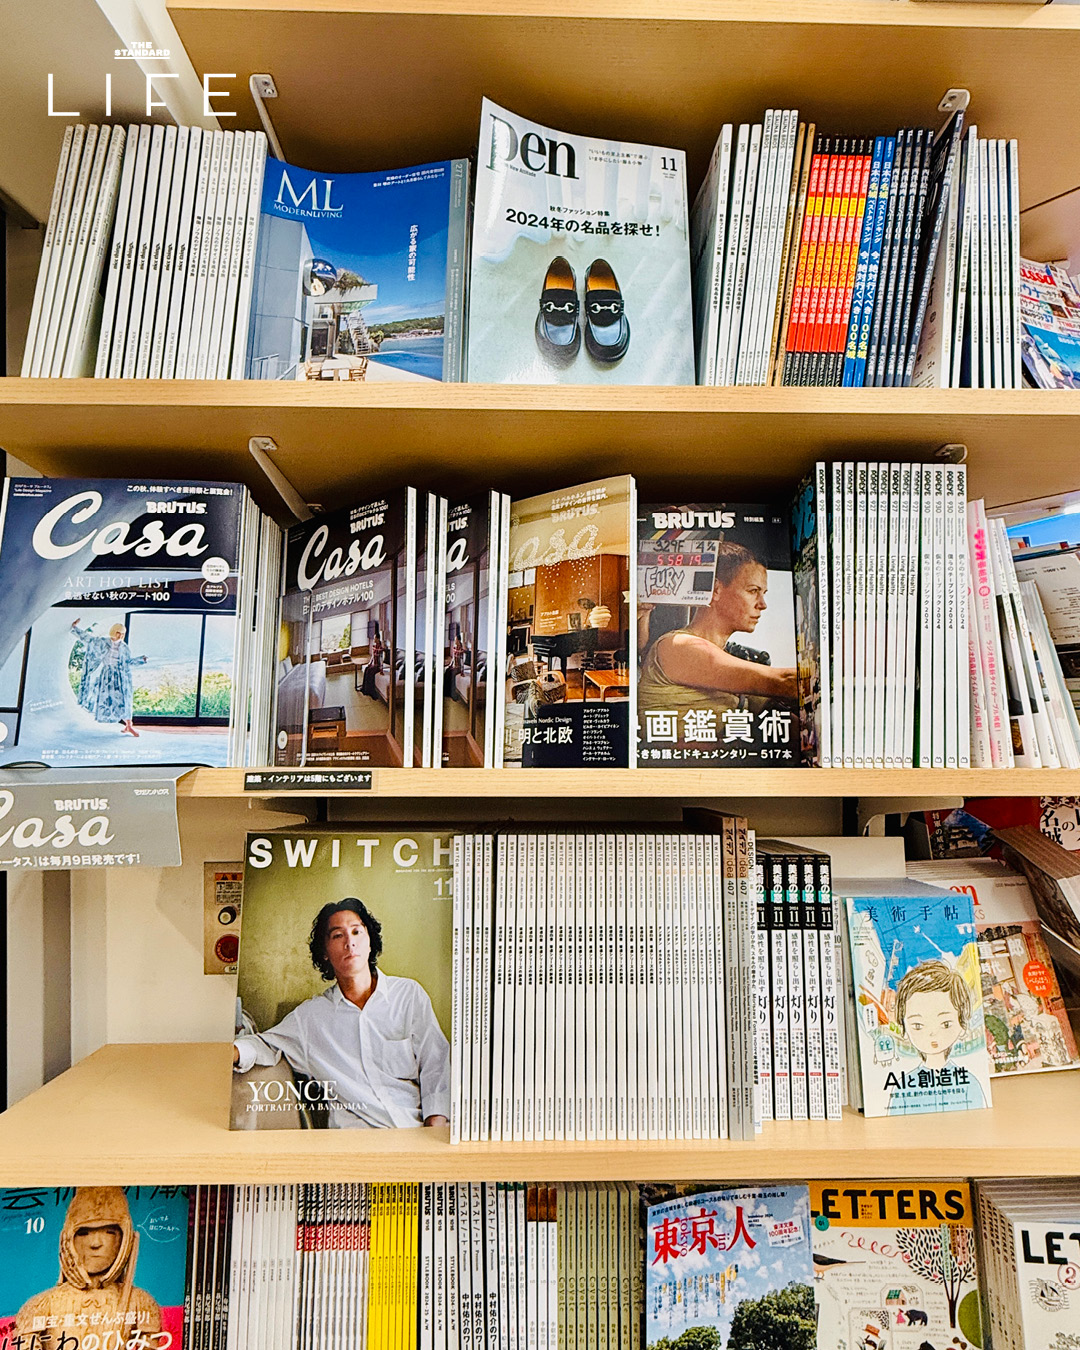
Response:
809,141,850,384
783,139,829,385
831,144,872,384
800,143,843,384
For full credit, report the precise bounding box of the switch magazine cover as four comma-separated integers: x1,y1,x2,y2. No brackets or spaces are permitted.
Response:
231,829,453,1131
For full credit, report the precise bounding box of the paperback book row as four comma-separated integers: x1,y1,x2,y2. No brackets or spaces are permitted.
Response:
25,97,1047,389
4,1178,1075,1350
693,107,1021,390
229,825,1078,1144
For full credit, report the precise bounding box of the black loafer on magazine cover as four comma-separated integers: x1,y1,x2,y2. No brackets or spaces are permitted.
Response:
583,258,630,362
535,255,581,362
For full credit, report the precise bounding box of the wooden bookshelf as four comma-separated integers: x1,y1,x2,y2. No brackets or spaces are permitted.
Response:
0,1043,1074,1185
2,382,1080,514
178,765,1080,799
168,0,1080,214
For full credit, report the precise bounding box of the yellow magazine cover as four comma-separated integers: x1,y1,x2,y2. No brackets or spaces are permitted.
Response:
810,1180,982,1349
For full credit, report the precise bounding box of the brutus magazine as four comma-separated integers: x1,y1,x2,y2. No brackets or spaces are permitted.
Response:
0,477,247,767
232,829,453,1131
274,492,416,768
468,99,695,385
636,503,800,767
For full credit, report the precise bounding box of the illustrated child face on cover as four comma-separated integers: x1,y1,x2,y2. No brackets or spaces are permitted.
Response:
895,960,971,1068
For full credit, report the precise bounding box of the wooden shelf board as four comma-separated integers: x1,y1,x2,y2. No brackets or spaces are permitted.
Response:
4,383,1080,514
0,1043,1075,1185
179,766,1080,799
168,0,1080,215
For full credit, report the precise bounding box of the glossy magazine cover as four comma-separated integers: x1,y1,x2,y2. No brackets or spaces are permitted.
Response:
232,829,453,1131
645,1184,813,1349
468,98,694,385
844,878,992,1117
442,496,497,768
0,477,245,768
0,1186,190,1350
247,156,469,382
274,491,414,768
810,1181,982,1349
636,503,799,767
502,475,635,768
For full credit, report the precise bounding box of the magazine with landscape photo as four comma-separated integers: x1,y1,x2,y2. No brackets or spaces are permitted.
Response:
232,828,454,1131
644,1183,814,1350
636,503,800,768
468,98,694,385
274,491,416,768
0,477,247,768
246,155,470,383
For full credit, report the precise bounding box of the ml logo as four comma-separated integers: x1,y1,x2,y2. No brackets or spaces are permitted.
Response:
275,169,343,215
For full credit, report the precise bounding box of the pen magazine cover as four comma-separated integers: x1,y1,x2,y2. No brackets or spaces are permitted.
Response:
468,98,694,385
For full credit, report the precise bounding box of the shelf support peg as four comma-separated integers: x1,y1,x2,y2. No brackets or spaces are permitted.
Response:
249,75,285,161
249,437,313,522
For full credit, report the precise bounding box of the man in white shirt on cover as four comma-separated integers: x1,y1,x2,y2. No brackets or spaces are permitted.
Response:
233,899,450,1129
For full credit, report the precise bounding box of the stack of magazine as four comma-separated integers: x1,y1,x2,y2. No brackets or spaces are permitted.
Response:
0,476,280,768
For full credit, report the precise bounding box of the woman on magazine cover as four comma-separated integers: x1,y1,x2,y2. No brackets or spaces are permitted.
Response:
637,542,797,723
232,898,450,1129
69,618,148,737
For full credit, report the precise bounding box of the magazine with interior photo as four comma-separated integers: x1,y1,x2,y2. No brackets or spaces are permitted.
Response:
274,490,416,768
842,877,992,1117
467,98,694,385
643,1183,813,1350
636,503,800,767
1018,257,1080,389
0,1185,191,1350
810,1180,983,1349
442,494,502,768
502,475,635,768
908,858,1079,1076
232,828,454,1131
0,477,249,768
246,154,470,383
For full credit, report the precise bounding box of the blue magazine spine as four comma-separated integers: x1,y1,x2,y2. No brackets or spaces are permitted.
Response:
853,135,896,387
841,137,884,387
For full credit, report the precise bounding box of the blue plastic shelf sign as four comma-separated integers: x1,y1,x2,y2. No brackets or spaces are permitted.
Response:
0,766,185,870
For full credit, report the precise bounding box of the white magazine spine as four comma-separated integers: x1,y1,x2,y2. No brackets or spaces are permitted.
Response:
734,110,777,386
50,124,110,377
121,122,165,378
181,129,223,378
230,131,268,378
173,129,213,378
723,123,762,385
852,462,868,767
32,123,90,377
106,123,152,379
195,130,235,379
955,465,971,767
697,124,734,387
713,125,750,387
841,462,856,767
212,129,253,379
943,465,960,768
754,108,798,385
987,138,1004,389
1007,141,1021,388
63,125,127,378
916,464,934,766
22,125,76,375
148,125,190,378
135,123,179,377
450,836,465,1145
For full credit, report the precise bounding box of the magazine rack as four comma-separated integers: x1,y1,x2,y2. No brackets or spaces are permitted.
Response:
1,0,1080,1187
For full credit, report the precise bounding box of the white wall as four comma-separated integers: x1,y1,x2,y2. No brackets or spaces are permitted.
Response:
69,798,305,1060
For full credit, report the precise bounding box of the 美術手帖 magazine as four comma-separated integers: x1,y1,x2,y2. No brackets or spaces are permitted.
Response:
843,877,992,1116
